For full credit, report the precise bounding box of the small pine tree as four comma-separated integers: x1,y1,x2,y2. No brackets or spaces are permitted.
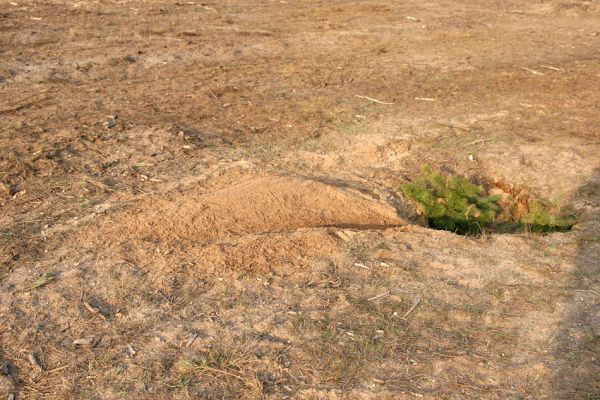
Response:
402,166,501,235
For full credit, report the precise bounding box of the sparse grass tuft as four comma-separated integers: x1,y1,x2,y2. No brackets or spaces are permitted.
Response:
176,345,265,399
291,296,412,389
348,238,369,261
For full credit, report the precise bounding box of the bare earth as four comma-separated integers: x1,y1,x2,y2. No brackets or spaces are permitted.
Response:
1,1,599,399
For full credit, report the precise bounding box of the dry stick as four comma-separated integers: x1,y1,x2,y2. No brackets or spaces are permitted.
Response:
466,138,489,145
368,291,390,302
208,87,220,101
520,67,545,75
0,96,49,114
401,297,421,320
437,123,470,132
45,365,69,374
209,26,271,35
570,289,600,297
120,180,148,194
540,65,564,71
353,262,372,270
83,301,107,320
186,333,198,348
26,353,43,373
84,179,115,192
355,94,394,105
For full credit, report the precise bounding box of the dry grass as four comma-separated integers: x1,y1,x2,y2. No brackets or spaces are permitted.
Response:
175,344,266,399
1,1,599,399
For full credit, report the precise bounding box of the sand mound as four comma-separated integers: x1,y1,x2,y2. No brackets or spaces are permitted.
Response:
100,174,404,245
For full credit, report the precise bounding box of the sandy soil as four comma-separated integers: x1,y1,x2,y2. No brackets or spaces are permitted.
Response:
1,0,599,399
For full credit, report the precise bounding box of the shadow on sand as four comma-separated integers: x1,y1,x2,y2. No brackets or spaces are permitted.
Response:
552,167,600,399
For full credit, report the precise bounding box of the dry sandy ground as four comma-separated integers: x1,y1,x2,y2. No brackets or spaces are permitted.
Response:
1,0,599,399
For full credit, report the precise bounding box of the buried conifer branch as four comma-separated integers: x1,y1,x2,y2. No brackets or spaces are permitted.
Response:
401,165,501,235
401,166,577,235
521,201,577,233
25,273,55,291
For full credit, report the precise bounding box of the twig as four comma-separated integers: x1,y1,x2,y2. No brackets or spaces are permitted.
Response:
121,180,148,194
353,262,372,270
540,65,564,71
45,365,69,374
520,67,545,75
73,337,96,347
466,138,489,145
186,333,198,348
83,301,107,320
415,97,437,102
0,96,49,114
355,95,394,105
568,289,600,297
26,353,43,373
84,179,115,192
437,123,470,132
208,87,220,101
209,26,271,35
401,297,421,319
368,291,390,302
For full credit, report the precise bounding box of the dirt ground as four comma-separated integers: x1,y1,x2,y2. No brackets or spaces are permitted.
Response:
1,0,599,399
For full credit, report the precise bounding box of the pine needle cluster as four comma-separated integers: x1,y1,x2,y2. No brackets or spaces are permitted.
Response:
402,166,577,235
402,166,501,234
521,201,577,233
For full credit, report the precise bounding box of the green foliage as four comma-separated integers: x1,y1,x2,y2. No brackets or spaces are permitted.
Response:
402,166,501,235
402,166,577,235
521,201,576,233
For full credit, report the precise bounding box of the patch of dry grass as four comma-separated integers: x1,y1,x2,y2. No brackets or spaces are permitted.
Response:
173,342,271,399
